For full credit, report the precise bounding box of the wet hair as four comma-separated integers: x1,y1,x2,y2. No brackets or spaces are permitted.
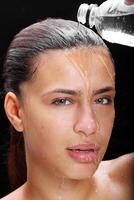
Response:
2,18,111,191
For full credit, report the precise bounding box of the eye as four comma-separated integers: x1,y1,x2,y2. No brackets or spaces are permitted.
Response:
51,98,72,106
95,97,112,105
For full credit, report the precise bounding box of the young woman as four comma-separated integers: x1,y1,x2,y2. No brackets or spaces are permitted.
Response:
1,18,134,200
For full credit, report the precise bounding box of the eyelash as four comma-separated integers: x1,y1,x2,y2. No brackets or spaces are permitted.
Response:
95,97,113,105
51,96,113,106
51,98,72,106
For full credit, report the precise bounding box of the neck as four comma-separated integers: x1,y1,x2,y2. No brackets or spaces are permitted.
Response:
23,162,96,200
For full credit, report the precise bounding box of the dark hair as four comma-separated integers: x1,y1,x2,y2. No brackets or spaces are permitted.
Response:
3,18,110,191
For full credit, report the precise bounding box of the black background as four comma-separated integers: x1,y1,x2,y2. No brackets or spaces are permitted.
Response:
0,0,134,198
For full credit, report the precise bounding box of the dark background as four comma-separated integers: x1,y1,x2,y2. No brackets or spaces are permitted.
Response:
0,0,133,198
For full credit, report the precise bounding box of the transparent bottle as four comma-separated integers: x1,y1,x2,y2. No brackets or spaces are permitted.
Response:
77,0,134,47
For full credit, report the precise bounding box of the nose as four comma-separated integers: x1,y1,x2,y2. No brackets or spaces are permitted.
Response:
73,105,97,137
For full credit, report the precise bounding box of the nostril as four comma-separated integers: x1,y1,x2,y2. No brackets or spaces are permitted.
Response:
74,120,97,136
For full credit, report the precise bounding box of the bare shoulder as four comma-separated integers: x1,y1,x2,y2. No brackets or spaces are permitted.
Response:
0,191,20,200
97,153,134,200
108,153,134,182
0,193,17,200
0,184,26,200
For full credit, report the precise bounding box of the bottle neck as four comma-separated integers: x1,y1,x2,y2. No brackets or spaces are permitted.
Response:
77,3,98,25
88,5,98,28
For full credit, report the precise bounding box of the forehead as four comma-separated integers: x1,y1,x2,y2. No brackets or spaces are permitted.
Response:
22,46,115,94
38,46,114,75
37,46,114,74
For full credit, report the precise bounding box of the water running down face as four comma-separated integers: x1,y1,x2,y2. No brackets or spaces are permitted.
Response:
15,46,115,180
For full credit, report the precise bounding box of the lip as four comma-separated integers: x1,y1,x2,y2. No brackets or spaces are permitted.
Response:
67,143,99,163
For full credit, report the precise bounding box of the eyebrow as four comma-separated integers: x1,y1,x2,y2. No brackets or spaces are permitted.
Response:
93,86,115,95
42,87,115,97
43,89,81,96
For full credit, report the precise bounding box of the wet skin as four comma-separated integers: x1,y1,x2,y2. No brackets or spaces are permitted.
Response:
18,47,115,180
3,47,134,200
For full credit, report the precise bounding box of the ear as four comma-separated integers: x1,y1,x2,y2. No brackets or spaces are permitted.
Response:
4,92,24,132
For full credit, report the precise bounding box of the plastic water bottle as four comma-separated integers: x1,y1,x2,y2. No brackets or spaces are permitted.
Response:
77,0,134,47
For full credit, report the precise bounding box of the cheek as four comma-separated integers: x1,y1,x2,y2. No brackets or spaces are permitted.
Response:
95,110,115,160
93,105,115,130
22,106,74,157
94,107,115,147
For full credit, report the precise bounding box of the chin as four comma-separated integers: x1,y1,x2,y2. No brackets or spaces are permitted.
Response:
63,163,99,180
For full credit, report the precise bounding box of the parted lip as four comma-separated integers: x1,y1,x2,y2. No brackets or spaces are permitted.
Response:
67,143,99,151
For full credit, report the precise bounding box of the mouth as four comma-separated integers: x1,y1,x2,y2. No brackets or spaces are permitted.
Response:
66,143,99,163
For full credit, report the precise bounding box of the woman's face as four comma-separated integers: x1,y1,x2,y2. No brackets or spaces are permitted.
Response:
19,47,115,180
